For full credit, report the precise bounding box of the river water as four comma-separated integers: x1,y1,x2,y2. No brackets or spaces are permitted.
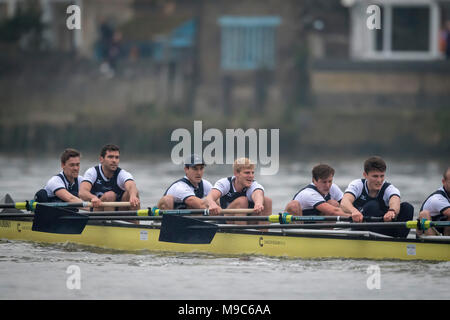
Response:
0,155,449,300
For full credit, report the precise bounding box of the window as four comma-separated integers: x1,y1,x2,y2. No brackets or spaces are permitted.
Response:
218,16,281,70
392,7,429,52
350,1,441,60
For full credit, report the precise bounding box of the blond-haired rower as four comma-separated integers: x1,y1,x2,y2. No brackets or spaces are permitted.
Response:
205,158,272,224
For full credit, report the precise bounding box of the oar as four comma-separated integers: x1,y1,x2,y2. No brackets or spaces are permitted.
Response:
32,204,89,234
82,215,376,222
77,207,239,217
0,215,360,221
0,200,132,211
149,208,373,221
0,210,382,222
0,208,266,219
0,205,383,236
0,212,142,219
0,203,253,215
158,215,450,244
212,220,450,230
150,207,255,216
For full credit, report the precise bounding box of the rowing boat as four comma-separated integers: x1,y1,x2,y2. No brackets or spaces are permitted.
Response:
1,215,449,261
1,194,448,261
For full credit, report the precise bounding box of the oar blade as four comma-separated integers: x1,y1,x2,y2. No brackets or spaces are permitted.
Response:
0,194,21,213
33,204,88,234
158,214,218,244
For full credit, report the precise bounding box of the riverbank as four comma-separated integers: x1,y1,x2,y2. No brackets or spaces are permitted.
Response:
0,105,448,158
1,53,448,158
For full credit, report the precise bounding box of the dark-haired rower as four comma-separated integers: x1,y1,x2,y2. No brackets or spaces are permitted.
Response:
34,148,83,203
79,144,140,211
157,154,212,210
285,164,350,217
341,156,414,238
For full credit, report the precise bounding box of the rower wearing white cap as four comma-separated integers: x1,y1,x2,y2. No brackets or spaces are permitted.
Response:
157,154,212,210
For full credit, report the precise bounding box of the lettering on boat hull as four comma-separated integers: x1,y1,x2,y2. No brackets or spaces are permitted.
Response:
258,236,286,247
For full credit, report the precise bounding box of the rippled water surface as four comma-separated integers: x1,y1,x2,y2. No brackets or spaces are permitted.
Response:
0,155,449,299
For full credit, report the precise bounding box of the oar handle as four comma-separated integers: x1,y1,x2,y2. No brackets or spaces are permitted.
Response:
148,208,384,221
85,202,131,208
46,201,132,208
222,209,256,214
150,207,256,216
0,201,132,211
36,201,132,209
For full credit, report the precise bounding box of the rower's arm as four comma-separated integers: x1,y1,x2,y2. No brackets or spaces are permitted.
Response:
124,180,139,198
340,193,357,214
206,189,221,204
79,181,103,208
79,181,96,201
251,189,266,214
443,207,450,218
315,202,350,217
384,195,401,221
124,180,140,208
184,196,207,209
388,195,400,213
54,189,82,203
251,189,264,206
205,189,222,215
341,193,363,222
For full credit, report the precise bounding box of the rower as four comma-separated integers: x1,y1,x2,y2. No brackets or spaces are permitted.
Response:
417,167,450,236
284,164,350,218
205,157,272,225
157,154,212,210
79,144,140,212
34,148,83,204
340,156,414,238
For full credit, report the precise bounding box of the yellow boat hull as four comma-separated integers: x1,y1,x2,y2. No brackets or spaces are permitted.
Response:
1,219,449,261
